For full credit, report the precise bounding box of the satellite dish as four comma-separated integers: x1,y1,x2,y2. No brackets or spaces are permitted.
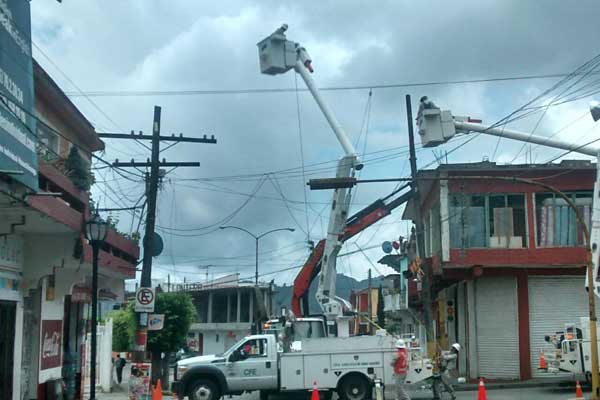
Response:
591,101,600,122
392,241,400,250
382,241,393,254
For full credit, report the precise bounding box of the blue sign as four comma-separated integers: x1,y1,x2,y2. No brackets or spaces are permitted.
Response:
0,0,37,190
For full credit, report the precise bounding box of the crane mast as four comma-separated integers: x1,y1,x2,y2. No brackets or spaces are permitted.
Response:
257,25,362,328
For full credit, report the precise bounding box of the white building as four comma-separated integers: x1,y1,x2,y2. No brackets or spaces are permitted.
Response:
179,274,273,355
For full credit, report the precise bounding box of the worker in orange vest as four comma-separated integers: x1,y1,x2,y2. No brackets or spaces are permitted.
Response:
391,339,411,400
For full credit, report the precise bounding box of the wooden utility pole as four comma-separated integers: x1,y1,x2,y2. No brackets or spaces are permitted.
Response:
99,106,217,367
405,94,434,356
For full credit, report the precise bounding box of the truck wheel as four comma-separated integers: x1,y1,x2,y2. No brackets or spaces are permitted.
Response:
188,379,220,400
339,375,371,400
259,390,271,400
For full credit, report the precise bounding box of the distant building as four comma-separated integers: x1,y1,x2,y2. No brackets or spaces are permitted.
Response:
350,287,378,335
178,274,274,355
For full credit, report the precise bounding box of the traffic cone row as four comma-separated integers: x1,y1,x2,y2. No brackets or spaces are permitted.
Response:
311,380,319,400
152,379,163,400
575,380,584,399
477,377,487,400
538,350,547,370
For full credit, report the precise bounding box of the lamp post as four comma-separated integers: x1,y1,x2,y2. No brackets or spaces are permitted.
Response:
85,214,108,400
219,226,295,285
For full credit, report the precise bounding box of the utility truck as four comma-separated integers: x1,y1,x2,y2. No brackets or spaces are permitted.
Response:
172,332,433,400
172,25,435,400
542,318,598,381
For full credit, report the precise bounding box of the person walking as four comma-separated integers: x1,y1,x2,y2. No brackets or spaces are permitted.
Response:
114,353,126,384
433,343,460,400
392,339,411,400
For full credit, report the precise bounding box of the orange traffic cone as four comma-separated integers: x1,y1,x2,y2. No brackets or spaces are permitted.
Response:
152,379,163,400
311,380,320,400
575,380,584,399
538,350,547,370
477,377,487,400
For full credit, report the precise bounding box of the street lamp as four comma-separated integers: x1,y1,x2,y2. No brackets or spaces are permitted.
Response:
219,226,295,285
84,213,108,400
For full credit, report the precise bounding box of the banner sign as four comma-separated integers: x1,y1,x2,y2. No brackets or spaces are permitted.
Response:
0,0,37,190
128,363,151,400
148,313,165,331
40,319,62,370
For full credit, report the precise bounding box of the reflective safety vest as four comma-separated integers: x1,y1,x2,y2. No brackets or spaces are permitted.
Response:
394,348,408,375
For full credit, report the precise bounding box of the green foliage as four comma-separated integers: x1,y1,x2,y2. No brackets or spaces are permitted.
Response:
107,292,195,354
109,307,136,352
147,292,196,354
377,285,385,329
64,146,94,191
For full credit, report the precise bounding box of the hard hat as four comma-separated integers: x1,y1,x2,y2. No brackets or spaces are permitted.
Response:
451,343,461,352
396,339,406,349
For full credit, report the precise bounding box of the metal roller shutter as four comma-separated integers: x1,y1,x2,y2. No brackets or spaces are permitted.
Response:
528,276,592,378
475,277,520,379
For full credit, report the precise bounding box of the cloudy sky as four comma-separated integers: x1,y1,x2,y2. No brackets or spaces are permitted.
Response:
29,1,600,287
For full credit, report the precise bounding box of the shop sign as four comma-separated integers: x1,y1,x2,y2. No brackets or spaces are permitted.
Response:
0,276,19,291
98,288,118,301
40,319,62,370
0,0,37,190
0,235,23,270
71,284,91,303
129,362,151,400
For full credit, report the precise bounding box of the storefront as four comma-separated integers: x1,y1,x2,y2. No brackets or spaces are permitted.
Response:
0,235,24,400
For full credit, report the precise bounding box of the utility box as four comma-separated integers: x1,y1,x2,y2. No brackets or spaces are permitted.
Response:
257,28,297,75
417,108,456,147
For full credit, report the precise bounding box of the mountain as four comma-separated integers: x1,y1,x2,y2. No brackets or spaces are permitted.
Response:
273,273,385,316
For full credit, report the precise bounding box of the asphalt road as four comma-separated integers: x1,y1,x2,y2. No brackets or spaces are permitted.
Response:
231,386,585,399
94,386,586,400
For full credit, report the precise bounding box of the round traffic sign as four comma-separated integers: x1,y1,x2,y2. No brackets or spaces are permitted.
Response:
137,288,154,305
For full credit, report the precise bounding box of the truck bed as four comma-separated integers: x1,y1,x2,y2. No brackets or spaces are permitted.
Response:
280,336,396,390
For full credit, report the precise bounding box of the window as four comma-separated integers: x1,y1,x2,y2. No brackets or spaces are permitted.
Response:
237,338,268,358
449,193,527,248
212,292,227,323
240,292,250,323
228,292,238,322
196,292,209,323
36,125,60,161
536,191,591,247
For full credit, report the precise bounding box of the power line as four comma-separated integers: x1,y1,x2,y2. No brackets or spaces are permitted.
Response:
63,71,600,98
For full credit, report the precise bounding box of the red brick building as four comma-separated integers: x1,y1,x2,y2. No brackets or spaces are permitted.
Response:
403,160,595,381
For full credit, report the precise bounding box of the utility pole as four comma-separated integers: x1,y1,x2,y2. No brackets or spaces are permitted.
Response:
99,105,217,370
406,94,434,356
368,268,372,335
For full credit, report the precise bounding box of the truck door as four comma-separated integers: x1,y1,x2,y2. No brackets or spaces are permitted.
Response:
226,338,277,391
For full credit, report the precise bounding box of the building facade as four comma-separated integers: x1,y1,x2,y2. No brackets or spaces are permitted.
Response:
179,274,273,356
403,160,594,381
0,51,139,400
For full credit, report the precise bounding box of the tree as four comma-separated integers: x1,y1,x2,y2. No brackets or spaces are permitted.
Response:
109,308,135,352
64,146,94,190
147,292,196,385
377,285,385,329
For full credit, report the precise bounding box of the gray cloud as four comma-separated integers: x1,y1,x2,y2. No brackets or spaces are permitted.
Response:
29,0,600,286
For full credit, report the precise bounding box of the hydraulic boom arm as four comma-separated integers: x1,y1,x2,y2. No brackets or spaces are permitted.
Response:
258,25,361,321
292,186,413,316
